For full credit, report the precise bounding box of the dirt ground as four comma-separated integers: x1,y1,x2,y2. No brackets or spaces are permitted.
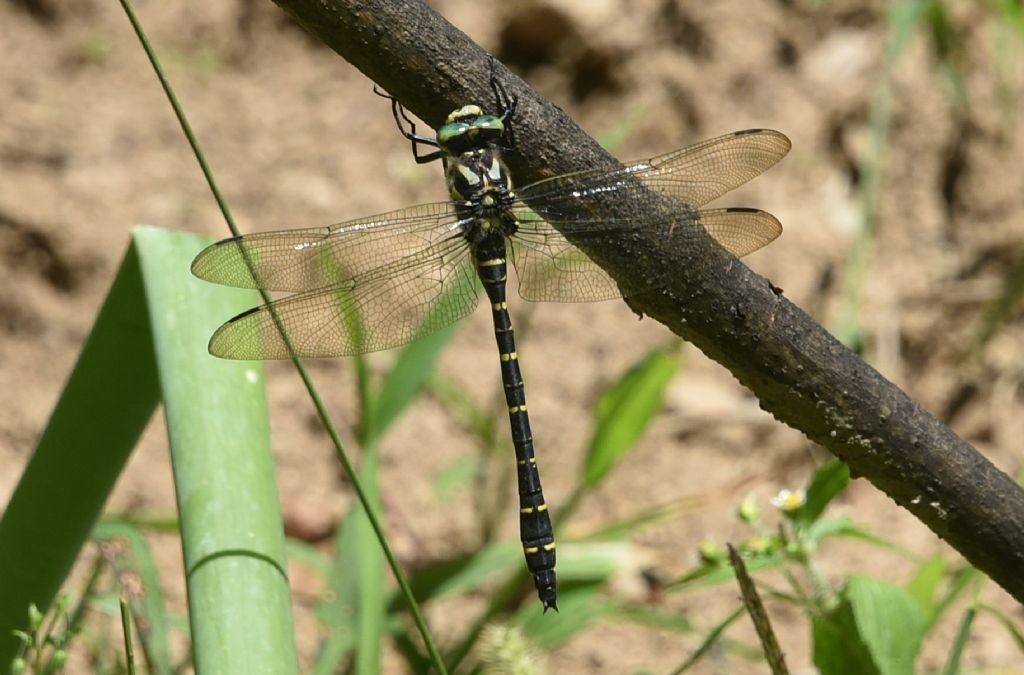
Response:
2,0,1023,672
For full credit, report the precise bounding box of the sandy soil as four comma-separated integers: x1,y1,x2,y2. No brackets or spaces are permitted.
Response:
2,0,1023,672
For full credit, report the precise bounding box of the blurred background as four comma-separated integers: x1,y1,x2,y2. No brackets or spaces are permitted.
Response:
1,0,1022,672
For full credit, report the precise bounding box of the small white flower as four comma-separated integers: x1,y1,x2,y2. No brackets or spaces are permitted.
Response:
771,488,806,512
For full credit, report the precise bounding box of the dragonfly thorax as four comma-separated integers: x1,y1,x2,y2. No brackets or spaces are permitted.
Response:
445,145,518,247
445,144,513,197
437,103,518,245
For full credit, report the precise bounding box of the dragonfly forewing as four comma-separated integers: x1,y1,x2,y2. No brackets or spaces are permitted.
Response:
517,129,790,214
191,202,469,293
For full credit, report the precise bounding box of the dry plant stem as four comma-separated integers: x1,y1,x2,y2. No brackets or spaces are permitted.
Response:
272,0,1024,603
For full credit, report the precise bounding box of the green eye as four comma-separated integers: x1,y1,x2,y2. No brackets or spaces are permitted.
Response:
437,121,470,145
473,115,504,133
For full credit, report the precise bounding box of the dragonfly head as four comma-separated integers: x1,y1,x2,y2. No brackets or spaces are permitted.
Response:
437,105,506,154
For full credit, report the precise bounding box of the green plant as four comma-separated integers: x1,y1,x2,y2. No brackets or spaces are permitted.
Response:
667,459,1022,674
5,1,1024,673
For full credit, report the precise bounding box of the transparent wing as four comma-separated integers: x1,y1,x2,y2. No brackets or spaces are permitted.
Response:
505,129,788,303
207,239,479,359
517,129,791,212
191,201,470,293
693,207,782,258
509,207,781,302
194,130,789,353
509,214,625,302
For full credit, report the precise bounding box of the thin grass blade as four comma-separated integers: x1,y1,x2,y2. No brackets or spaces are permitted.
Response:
94,521,173,675
940,606,975,675
353,452,385,675
668,606,745,675
314,451,384,675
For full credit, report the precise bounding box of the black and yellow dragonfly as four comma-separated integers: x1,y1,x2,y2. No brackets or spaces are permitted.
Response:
191,67,789,611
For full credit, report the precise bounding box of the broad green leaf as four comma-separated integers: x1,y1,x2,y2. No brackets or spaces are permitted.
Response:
400,539,628,608
886,0,929,63
364,268,476,442
584,348,679,488
610,604,694,634
597,105,650,151
847,576,925,674
368,323,458,443
312,516,359,674
555,540,633,583
805,516,860,541
906,555,945,619
428,374,495,442
671,553,786,591
806,517,917,561
2,227,298,672
813,604,880,675
137,227,297,675
813,576,924,675
353,451,385,675
576,497,694,542
285,539,330,577
0,237,159,664
796,460,850,526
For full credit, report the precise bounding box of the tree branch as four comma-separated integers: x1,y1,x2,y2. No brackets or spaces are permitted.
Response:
272,0,1024,602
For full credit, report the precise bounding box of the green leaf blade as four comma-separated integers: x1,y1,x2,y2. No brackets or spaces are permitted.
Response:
584,349,679,488
0,237,160,664
136,226,298,675
814,576,925,675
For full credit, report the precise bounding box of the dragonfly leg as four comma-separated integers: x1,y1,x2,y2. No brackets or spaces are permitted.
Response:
488,56,519,153
373,84,444,164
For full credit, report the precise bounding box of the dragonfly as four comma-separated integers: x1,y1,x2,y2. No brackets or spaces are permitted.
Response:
191,61,790,612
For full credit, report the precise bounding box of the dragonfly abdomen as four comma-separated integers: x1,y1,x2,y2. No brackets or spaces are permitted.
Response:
475,244,558,612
